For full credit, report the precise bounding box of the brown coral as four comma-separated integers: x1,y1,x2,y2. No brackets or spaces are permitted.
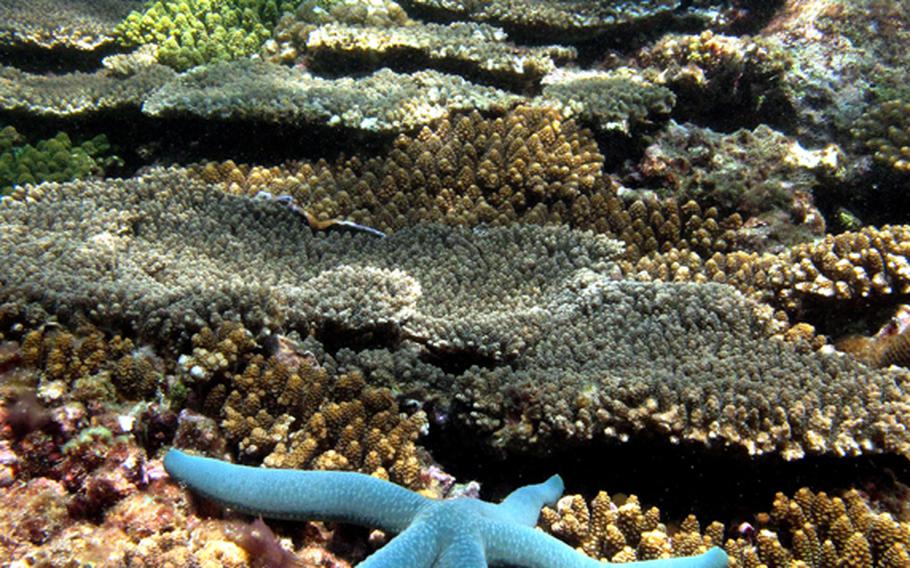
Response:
215,346,427,489
853,98,910,174
189,105,607,232
539,486,910,568
626,225,910,315
539,491,718,563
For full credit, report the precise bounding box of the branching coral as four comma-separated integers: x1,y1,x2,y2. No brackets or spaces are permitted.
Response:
115,0,297,70
852,98,910,174
0,127,121,196
4,169,910,462
540,486,910,568
181,323,429,488
189,106,606,231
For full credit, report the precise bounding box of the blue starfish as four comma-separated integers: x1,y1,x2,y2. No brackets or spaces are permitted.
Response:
164,449,728,568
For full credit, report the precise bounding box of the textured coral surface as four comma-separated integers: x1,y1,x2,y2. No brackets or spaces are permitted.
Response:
1,0,910,566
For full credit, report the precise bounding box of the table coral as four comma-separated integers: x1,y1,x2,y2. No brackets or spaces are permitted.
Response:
627,224,910,315
538,68,675,136
164,448,729,568
143,60,521,133
0,0,144,51
4,169,910,462
0,63,175,117
305,22,576,90
189,106,605,231
399,0,697,41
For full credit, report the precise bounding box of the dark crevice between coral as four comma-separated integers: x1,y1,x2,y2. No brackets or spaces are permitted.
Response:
669,89,797,135
0,109,402,180
418,345,512,375
424,421,910,527
315,321,406,357
721,0,789,35
815,164,910,231
0,44,124,74
795,294,910,340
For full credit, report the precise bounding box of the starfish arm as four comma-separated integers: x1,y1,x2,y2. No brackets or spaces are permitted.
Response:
436,533,487,568
164,449,429,533
494,474,564,526
483,520,728,568
356,521,439,568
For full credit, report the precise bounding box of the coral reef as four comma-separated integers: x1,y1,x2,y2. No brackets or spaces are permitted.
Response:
538,68,675,136
852,98,910,175
540,491,723,563
762,0,910,147
636,31,794,123
143,60,521,133
304,22,576,90
3,170,910,462
726,487,910,567
267,0,412,64
400,0,696,41
836,305,910,370
0,0,144,51
189,106,606,231
0,127,121,196
540,486,910,568
632,121,836,249
181,323,429,488
115,0,297,70
0,63,175,117
626,225,910,315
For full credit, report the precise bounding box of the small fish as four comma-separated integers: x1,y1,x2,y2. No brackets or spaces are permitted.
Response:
254,191,385,238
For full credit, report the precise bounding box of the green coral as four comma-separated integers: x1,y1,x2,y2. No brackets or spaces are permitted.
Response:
0,126,121,196
115,0,296,70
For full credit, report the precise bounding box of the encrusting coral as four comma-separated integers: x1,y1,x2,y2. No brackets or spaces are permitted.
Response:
4,168,910,462
636,31,794,123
